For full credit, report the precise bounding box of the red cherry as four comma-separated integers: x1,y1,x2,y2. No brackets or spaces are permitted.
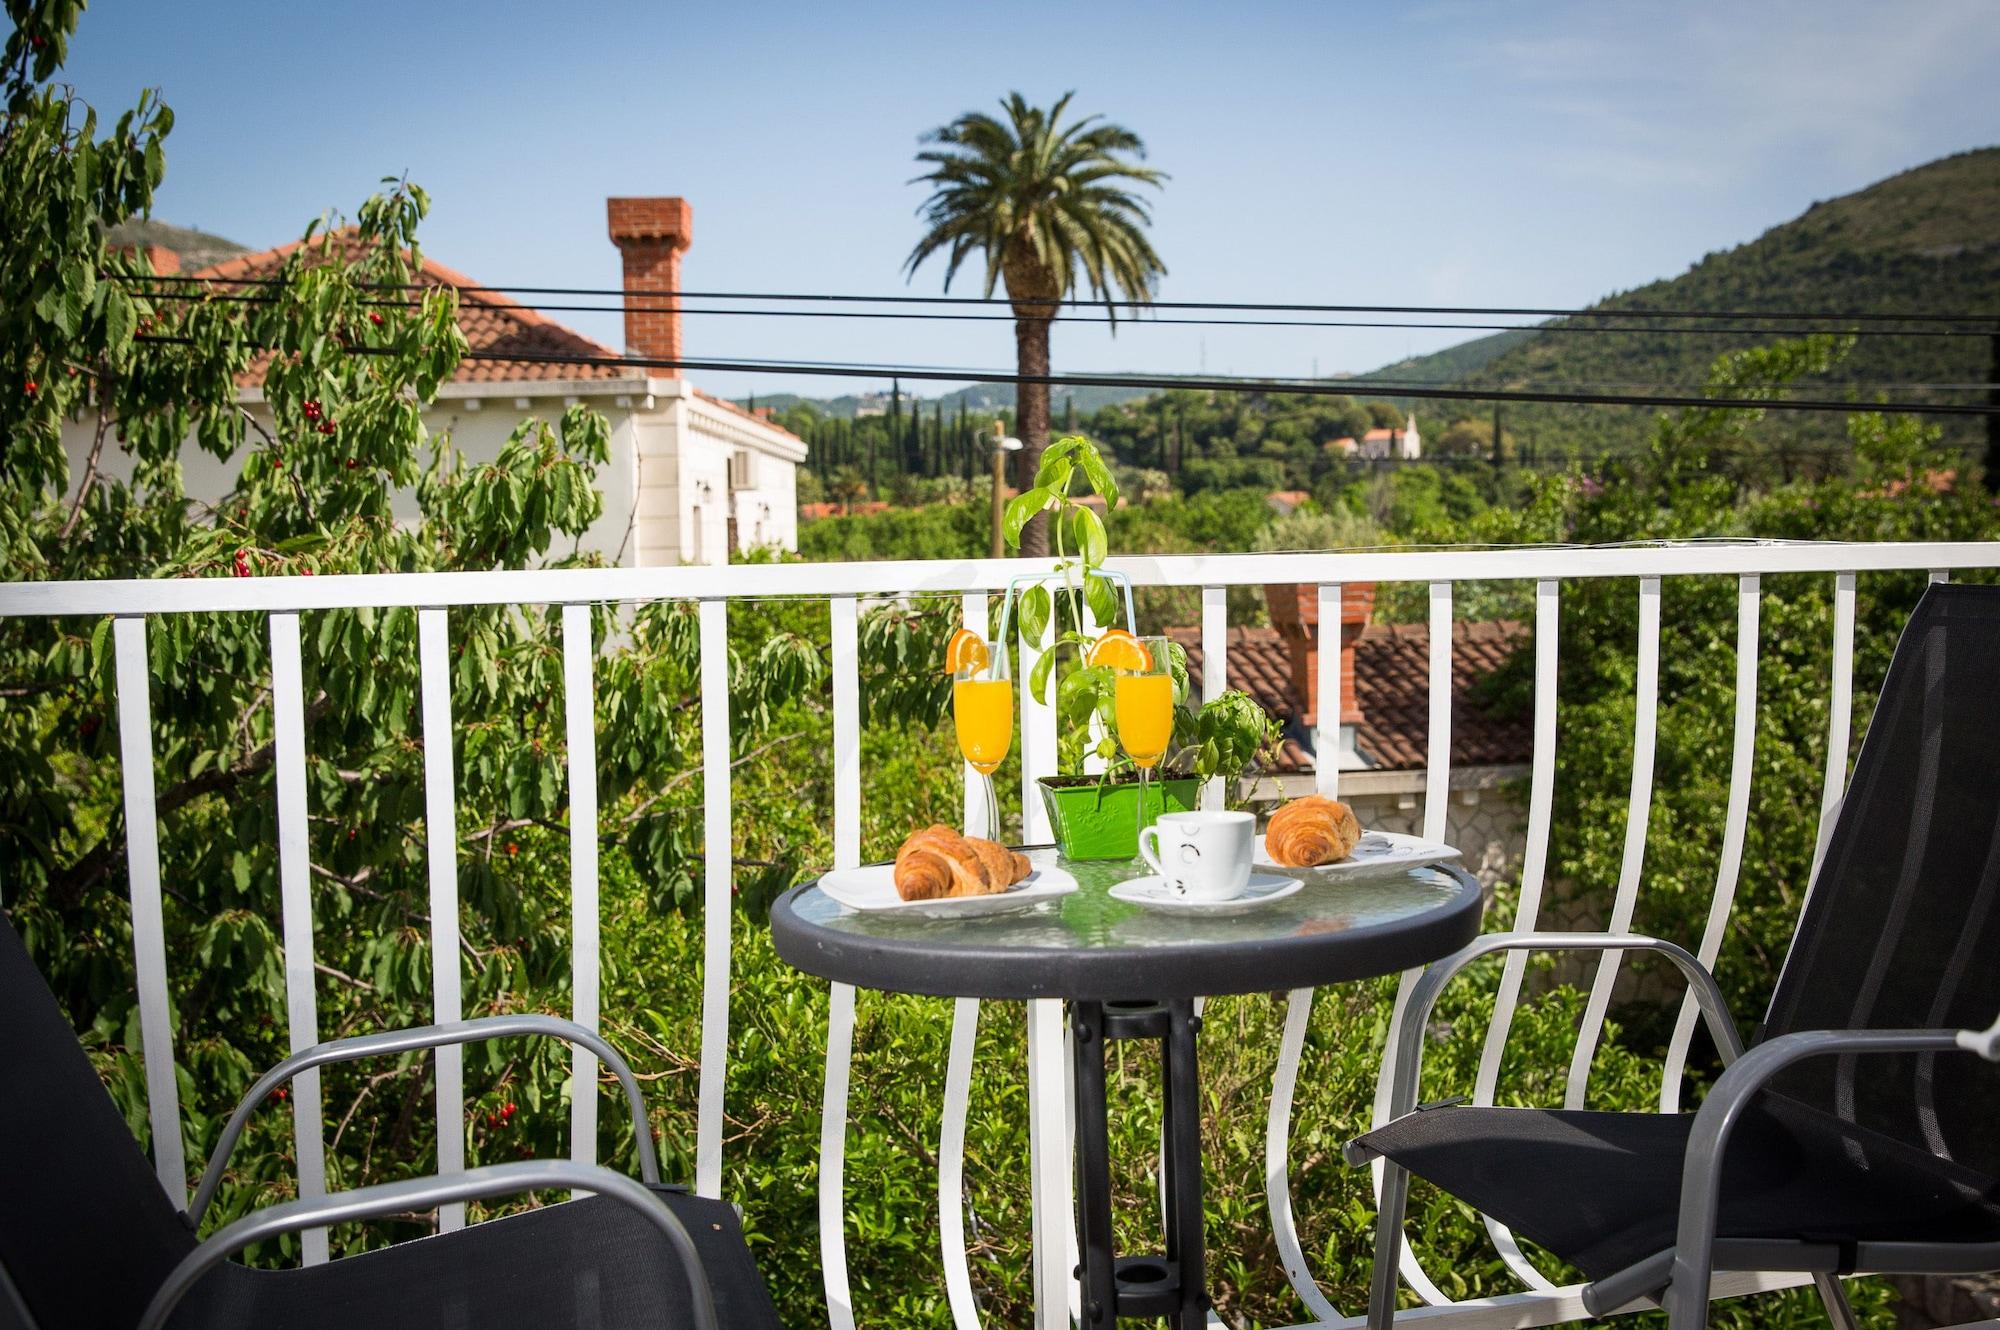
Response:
23,381,37,394
299,567,315,576
505,842,519,856
345,458,357,468
369,312,384,325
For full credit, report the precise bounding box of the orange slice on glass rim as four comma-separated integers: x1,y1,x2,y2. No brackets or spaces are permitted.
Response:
1086,628,1149,672
944,627,990,675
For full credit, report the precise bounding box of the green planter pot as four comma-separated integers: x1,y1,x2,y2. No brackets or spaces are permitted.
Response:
1038,775,1201,861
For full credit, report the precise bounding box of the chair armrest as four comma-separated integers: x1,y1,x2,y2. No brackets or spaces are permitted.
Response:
140,1159,716,1330
188,1014,659,1229
1957,1012,2000,1061
1347,932,1743,1164
1663,1024,1988,1325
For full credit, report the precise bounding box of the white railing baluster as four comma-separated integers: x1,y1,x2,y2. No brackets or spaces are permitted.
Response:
821,596,861,1330
1473,579,1561,1292
1929,568,1950,584
417,608,465,1235
1661,577,1759,1112
960,591,990,837
1265,582,1347,1321
696,599,731,1200
1268,986,1343,1323
1809,574,1858,886
944,592,988,1330
561,604,601,1167
1020,610,1056,844
821,981,859,1330
1316,583,1342,801
1200,585,1227,810
939,995,985,1330
1565,576,1661,1109
1422,581,1453,843
270,614,329,1263
1369,581,1455,1306
111,616,187,1206
1026,997,1072,1330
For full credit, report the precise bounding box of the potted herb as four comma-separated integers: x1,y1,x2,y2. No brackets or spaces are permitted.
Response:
995,435,1281,860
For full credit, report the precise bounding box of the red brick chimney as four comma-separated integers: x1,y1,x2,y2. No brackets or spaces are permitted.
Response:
606,197,691,376
112,243,180,275
1264,582,1375,728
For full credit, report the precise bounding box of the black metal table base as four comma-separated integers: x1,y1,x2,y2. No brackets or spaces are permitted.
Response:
1072,998,1206,1327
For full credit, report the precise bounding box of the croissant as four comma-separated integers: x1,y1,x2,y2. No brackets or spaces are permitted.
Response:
893,825,1031,901
1265,795,1362,868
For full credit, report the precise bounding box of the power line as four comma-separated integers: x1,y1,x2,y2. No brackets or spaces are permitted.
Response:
115,272,2000,327
127,333,2000,417
121,284,1994,339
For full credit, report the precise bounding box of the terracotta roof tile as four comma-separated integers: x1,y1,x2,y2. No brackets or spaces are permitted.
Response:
1167,621,1530,774
191,228,642,385
693,388,802,441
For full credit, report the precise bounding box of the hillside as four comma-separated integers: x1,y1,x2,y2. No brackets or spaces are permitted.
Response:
1373,147,2000,463
102,217,248,272
743,380,1152,420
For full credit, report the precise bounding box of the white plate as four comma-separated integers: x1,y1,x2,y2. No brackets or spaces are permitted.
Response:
1253,830,1460,875
1108,872,1303,915
818,862,1079,917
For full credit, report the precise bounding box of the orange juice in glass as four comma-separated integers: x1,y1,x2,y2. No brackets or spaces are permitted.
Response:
950,637,1011,839
1094,632,1174,857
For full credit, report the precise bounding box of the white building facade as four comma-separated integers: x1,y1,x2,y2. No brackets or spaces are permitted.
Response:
65,196,804,568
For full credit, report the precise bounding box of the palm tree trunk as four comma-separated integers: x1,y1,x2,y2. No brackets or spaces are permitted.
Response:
1013,304,1054,557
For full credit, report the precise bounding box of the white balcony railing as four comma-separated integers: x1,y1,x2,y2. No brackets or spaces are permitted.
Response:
3,539,1994,1330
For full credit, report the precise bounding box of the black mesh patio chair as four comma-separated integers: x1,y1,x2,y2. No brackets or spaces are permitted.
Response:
0,911,783,1330
1348,582,2000,1329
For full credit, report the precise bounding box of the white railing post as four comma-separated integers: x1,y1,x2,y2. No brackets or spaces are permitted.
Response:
417,608,466,1235
1809,573,1858,886
111,616,187,1207
1661,575,1760,1112
562,604,601,1168
820,596,862,1330
1565,576,1661,1109
270,613,329,1263
695,599,732,1201
1200,585,1227,810
1265,581,1348,1322
1471,579,1563,1293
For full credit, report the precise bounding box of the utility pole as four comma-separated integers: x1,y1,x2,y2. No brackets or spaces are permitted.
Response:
990,421,1023,558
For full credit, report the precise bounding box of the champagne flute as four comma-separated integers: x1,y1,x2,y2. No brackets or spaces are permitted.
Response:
1113,636,1174,856
952,639,1012,840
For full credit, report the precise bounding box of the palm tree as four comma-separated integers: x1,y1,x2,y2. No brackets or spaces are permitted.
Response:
906,92,1166,556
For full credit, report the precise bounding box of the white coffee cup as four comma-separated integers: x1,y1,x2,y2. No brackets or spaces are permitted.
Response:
1138,810,1255,901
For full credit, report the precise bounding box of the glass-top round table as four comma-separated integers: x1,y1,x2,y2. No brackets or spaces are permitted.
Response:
771,848,1486,1328
770,847,1484,1002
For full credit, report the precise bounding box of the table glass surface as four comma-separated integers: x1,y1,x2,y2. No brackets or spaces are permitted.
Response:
785,847,1470,954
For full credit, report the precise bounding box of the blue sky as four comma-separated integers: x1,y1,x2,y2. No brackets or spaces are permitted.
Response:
57,0,2000,401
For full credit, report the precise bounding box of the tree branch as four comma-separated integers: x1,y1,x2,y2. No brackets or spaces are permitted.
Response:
51,691,333,908
59,407,112,540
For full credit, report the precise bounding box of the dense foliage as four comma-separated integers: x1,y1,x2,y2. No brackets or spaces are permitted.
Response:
2,6,1983,1327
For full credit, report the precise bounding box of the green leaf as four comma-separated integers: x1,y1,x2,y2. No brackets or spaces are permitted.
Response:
1084,573,1119,629
1034,455,1073,495
1018,584,1051,646
1076,445,1118,509
1071,505,1108,569
1003,487,1053,546
1028,642,1058,705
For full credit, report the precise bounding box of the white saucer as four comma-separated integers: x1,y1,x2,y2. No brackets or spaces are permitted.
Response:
819,862,1079,917
1252,830,1460,875
1108,872,1303,915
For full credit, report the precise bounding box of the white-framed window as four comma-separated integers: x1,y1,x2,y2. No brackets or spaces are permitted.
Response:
728,450,752,490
